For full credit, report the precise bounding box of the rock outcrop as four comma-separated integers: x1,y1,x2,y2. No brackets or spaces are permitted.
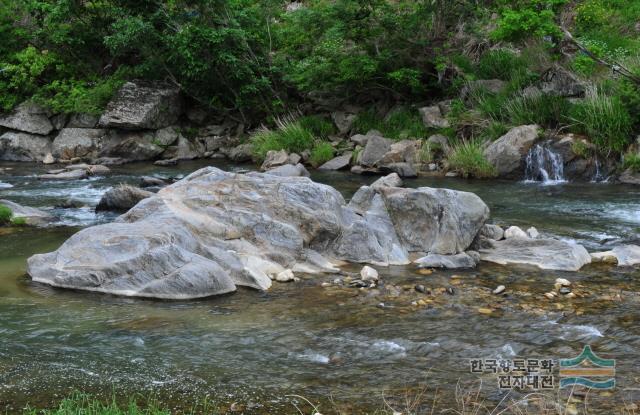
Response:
28,169,490,299
484,125,541,178
0,102,54,135
0,131,52,161
98,82,182,130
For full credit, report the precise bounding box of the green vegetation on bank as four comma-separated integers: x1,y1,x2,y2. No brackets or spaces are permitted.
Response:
1,0,639,171
0,204,25,226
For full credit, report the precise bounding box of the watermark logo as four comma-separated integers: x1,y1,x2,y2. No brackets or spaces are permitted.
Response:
559,345,615,389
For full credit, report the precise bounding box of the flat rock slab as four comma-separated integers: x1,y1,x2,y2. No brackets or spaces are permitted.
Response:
415,252,478,269
0,102,54,135
318,152,352,170
479,237,591,271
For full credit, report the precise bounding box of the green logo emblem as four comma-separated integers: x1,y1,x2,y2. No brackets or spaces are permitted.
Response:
559,345,615,389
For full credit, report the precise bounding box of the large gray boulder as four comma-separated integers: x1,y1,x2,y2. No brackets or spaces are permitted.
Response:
0,132,52,161
27,167,490,299
0,102,54,135
52,128,111,160
479,237,591,271
0,199,53,226
380,187,489,254
108,127,179,161
95,185,154,212
540,67,585,98
359,135,392,167
98,82,182,130
484,125,541,177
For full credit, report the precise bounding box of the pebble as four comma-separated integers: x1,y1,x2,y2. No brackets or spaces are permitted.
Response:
555,278,571,287
417,268,433,275
544,292,556,300
275,270,296,282
360,265,379,282
414,284,427,293
446,287,455,295
492,285,506,295
566,292,576,299
559,287,571,295
478,308,493,315
321,282,331,288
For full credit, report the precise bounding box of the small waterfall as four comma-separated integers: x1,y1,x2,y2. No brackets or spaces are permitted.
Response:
591,157,609,183
524,144,566,184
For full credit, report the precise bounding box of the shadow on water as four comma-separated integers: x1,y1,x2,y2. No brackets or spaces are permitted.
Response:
0,160,639,413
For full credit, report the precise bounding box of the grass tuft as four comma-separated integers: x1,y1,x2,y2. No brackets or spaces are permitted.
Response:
251,117,315,161
309,142,335,167
448,140,497,179
0,204,13,225
352,108,427,140
623,152,640,172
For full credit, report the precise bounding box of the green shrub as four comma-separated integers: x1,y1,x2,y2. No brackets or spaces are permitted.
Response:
448,140,497,179
571,139,593,158
0,204,12,225
504,93,571,127
309,142,335,167
10,216,26,226
251,119,314,161
492,1,566,42
298,115,336,139
476,50,528,81
570,89,633,153
623,152,640,172
353,108,428,140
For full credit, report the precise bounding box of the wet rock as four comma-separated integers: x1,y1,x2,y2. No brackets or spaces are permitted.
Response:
493,285,506,295
504,226,528,239
360,265,379,282
0,199,53,226
611,245,640,266
39,169,88,180
359,135,392,167
418,105,449,129
415,284,427,293
265,163,310,177
0,132,52,161
99,81,182,130
414,252,478,269
445,172,458,177
140,176,168,188
483,125,541,178
555,278,571,287
87,165,111,176
480,224,504,241
526,227,539,238
559,287,571,295
275,269,296,282
479,238,591,271
318,152,352,170
154,158,178,166
590,251,618,264
0,102,54,135
42,153,55,164
95,185,153,212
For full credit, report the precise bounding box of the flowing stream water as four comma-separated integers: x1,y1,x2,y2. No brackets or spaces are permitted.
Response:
0,160,639,413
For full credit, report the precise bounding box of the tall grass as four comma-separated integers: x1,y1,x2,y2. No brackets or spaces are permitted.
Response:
21,393,172,415
447,139,497,179
298,115,335,140
251,117,315,161
623,152,640,172
309,142,335,167
570,88,633,154
503,93,571,128
352,108,427,140
0,204,12,225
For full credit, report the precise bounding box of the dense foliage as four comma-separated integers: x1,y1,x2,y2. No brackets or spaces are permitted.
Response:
0,0,639,163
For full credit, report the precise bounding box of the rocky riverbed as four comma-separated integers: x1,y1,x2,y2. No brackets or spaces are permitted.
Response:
1,160,640,413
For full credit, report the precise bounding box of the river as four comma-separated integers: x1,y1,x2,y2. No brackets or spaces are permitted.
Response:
0,160,639,413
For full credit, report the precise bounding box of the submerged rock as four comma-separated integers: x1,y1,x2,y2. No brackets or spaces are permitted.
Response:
28,167,489,299
479,238,591,271
95,185,154,212
415,252,478,269
39,169,88,180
